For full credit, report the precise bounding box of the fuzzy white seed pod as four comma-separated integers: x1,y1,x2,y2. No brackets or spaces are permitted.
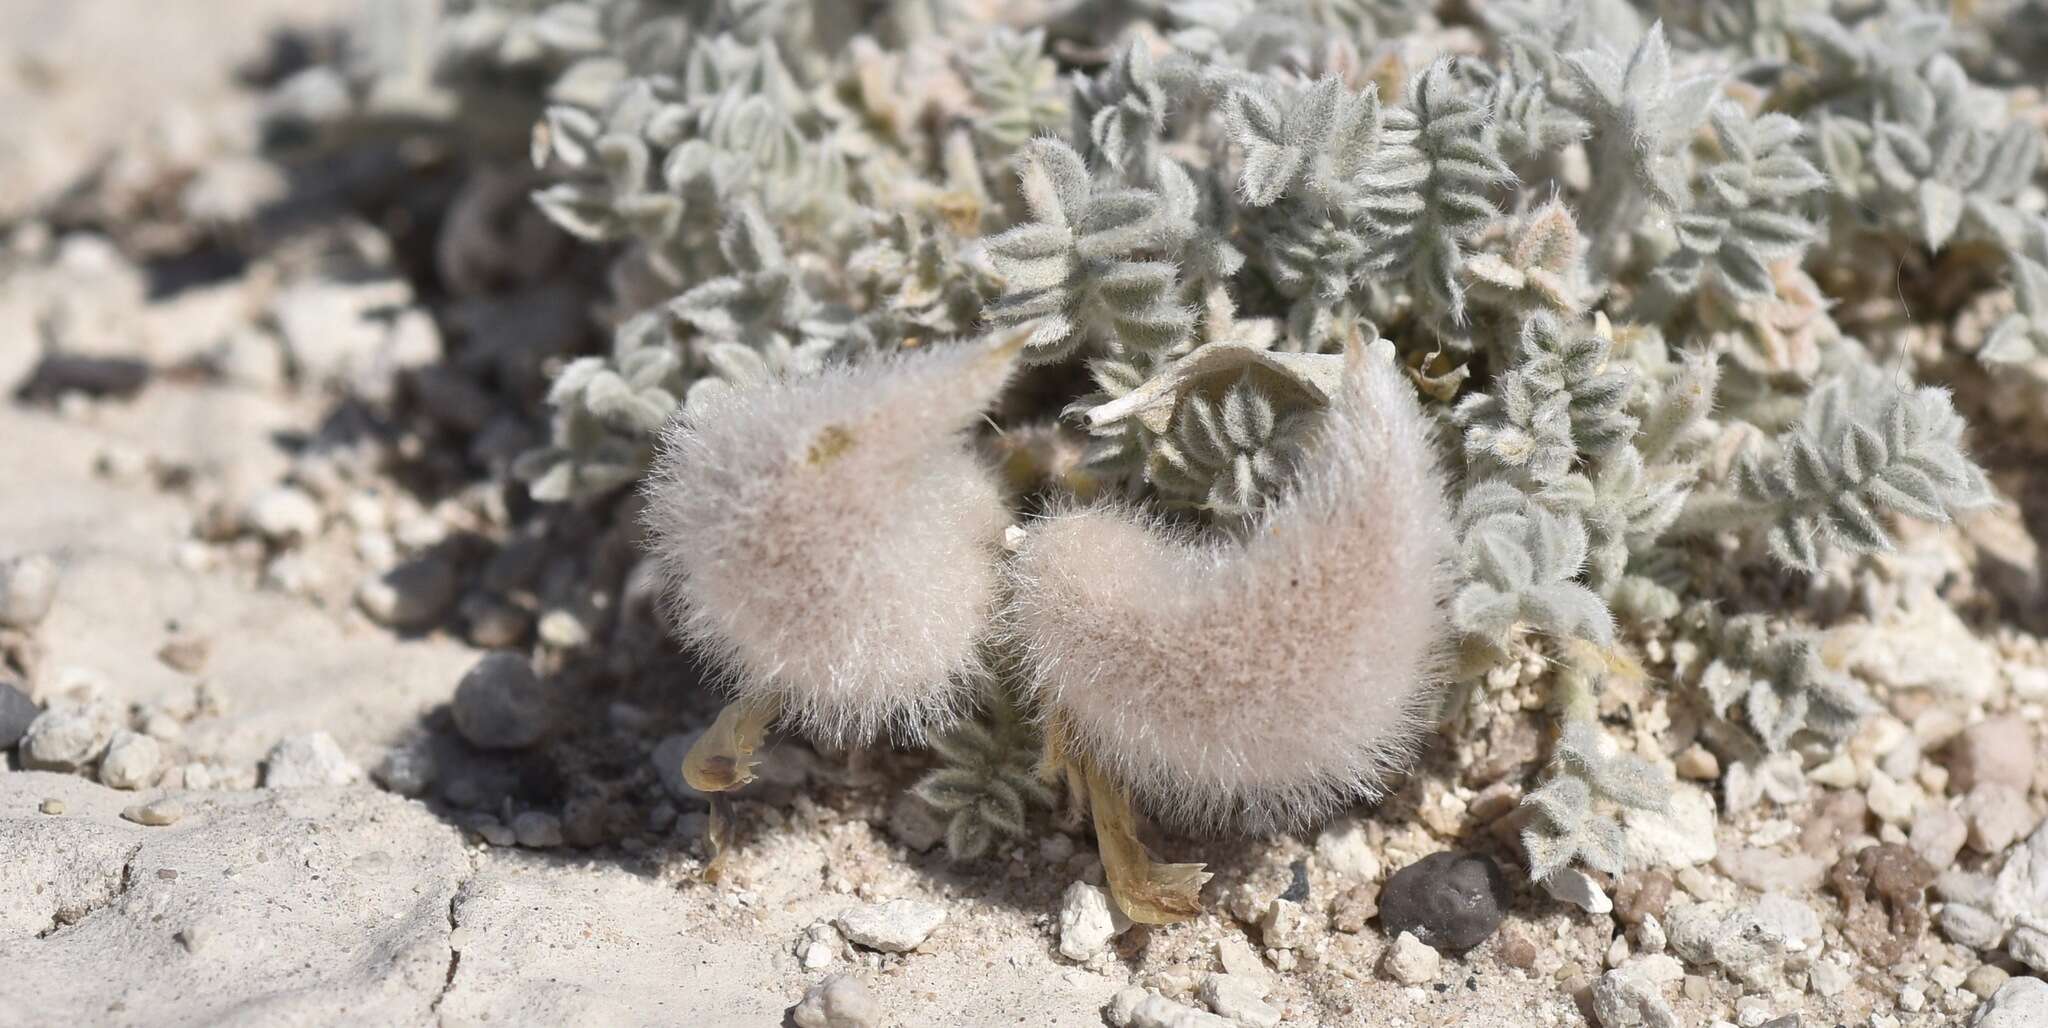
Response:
1004,342,1452,835
642,336,1023,746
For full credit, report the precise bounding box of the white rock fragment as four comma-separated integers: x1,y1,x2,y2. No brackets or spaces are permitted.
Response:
2010,667,2048,703
1898,983,1926,1012
1057,882,1130,960
1948,717,2035,793
1938,903,2006,951
262,732,364,788
1635,913,1667,953
1199,974,1279,1028
1124,993,1233,1028
21,707,110,771
1751,892,1822,953
1106,987,1148,1026
1993,820,2048,930
1866,771,1920,826
1970,975,2048,1027
1841,591,1998,703
1382,931,1439,985
2011,928,2048,975
98,730,163,790
1259,899,1309,950
1215,937,1269,983
835,900,946,953
791,974,881,1028
1624,784,1718,869
245,486,322,544
121,797,185,826
1910,806,1969,867
0,553,59,628
1668,901,1793,986
1808,958,1850,997
1734,994,1773,1026
1314,819,1381,879
1964,783,2035,854
1542,868,1612,914
1592,963,1680,1028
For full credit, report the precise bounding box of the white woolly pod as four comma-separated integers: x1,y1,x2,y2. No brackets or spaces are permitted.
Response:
1005,341,1452,836
642,334,1024,747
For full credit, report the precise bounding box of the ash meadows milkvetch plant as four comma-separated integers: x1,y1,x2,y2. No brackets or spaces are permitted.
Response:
309,0,2045,923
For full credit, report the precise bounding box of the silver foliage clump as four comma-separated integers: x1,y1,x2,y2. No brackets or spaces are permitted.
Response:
302,0,2029,893
1522,719,1670,881
1691,609,1873,754
910,690,1057,861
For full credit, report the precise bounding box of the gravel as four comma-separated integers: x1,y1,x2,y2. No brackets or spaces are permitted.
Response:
1376,851,1508,953
1994,820,2048,927
0,553,59,628
1947,717,2037,793
121,798,185,826
452,652,551,750
245,486,322,544
263,732,365,787
791,974,880,1028
1541,868,1612,914
20,707,109,771
1112,991,1233,1028
1937,902,2006,952
98,730,163,790
1592,963,1681,1028
1199,973,1278,1028
1971,976,2048,1027
835,900,947,953
1381,931,1440,984
1056,881,1129,960
1963,783,2034,854
1258,898,1310,950
1910,805,1969,867
1624,784,1719,869
1313,819,1380,879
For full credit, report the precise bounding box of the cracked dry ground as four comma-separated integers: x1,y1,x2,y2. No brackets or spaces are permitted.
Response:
0,774,776,1024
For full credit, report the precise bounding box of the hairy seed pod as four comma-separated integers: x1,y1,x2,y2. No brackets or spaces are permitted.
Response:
1005,342,1451,834
643,336,1022,746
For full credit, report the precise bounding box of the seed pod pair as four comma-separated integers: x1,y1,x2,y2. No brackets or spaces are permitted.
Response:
644,337,1450,914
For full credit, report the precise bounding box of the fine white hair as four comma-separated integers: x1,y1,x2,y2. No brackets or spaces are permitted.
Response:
642,338,1020,747
1003,343,1452,834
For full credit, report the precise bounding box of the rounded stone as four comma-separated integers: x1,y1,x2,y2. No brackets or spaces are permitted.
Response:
0,680,38,749
99,730,164,790
1947,717,2036,794
0,553,59,628
245,486,322,544
452,651,550,750
1377,851,1510,953
356,556,459,630
21,707,109,770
